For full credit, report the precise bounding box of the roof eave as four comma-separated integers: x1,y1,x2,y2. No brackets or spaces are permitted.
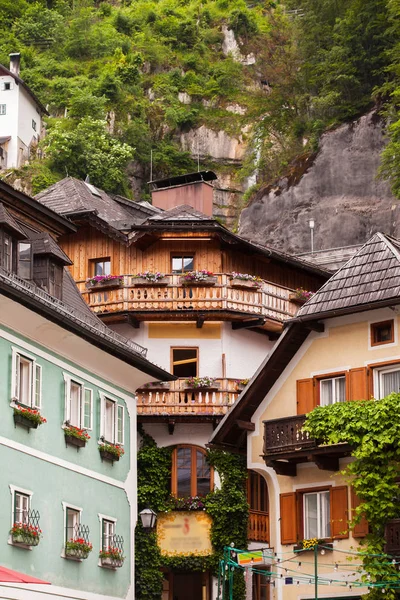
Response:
292,297,400,323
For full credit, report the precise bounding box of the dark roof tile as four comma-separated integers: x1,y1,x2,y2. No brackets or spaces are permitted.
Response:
0,204,27,239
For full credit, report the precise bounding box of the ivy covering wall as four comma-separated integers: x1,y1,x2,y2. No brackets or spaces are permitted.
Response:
135,427,249,599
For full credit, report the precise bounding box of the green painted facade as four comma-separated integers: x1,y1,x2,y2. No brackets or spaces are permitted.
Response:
0,326,132,598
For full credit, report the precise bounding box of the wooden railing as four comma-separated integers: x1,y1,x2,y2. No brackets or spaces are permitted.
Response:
248,510,270,543
137,378,241,416
263,415,316,456
385,519,400,555
77,274,298,322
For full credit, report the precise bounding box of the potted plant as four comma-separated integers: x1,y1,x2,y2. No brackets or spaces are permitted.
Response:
86,275,124,290
184,376,219,391
64,423,90,448
229,272,262,290
132,271,169,286
289,288,314,305
13,404,46,430
294,538,333,552
235,378,249,392
11,522,42,547
99,546,125,568
99,442,125,463
180,270,217,286
169,495,206,511
65,537,93,559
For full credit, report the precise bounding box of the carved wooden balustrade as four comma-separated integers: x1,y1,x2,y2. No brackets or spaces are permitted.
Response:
248,510,270,543
78,274,298,323
263,415,316,456
137,378,241,417
385,519,400,556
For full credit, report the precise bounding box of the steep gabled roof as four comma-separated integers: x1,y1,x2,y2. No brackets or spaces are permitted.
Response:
30,232,72,265
294,233,400,321
0,203,27,239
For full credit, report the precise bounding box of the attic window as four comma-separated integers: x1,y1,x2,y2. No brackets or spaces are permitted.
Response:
4,83,11,91
371,320,394,346
84,182,101,197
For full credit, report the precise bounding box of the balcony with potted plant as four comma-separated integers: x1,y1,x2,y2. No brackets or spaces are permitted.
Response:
85,275,124,291
10,512,41,548
13,403,46,431
229,272,262,290
64,423,90,449
184,376,219,392
180,270,217,287
99,536,125,568
99,440,125,463
132,271,169,286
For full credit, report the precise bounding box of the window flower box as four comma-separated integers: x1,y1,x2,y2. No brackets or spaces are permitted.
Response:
11,522,41,547
229,273,262,290
294,539,333,552
138,381,170,392
99,443,125,463
132,272,168,286
86,275,123,290
180,270,217,286
289,288,314,305
64,424,90,448
99,547,124,568
235,379,249,392
65,538,92,560
13,405,46,430
101,556,124,568
184,376,219,391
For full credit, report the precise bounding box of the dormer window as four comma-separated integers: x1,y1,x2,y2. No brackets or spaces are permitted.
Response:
18,242,32,279
3,233,13,271
48,262,63,298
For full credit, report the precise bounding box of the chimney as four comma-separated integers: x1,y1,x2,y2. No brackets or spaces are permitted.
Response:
9,53,21,77
149,171,217,216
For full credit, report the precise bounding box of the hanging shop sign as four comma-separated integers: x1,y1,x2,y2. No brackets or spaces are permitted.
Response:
157,511,213,556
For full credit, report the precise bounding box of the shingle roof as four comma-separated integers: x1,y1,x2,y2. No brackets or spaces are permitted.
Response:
296,232,400,319
0,203,27,239
36,178,151,226
147,204,213,222
30,232,72,265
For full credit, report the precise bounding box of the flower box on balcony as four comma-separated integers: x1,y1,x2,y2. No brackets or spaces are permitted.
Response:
100,556,124,568
289,288,314,305
86,276,123,290
138,381,170,392
11,519,41,548
65,547,91,560
184,378,220,392
180,276,217,287
100,449,119,462
13,412,38,429
12,532,40,547
65,433,86,448
132,276,169,287
230,278,262,290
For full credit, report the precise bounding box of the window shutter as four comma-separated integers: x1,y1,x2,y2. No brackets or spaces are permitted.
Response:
296,378,315,414
347,367,368,401
34,364,42,408
330,486,349,539
64,376,71,422
117,405,124,444
83,389,93,430
280,493,297,544
351,487,368,538
100,394,105,439
12,352,20,401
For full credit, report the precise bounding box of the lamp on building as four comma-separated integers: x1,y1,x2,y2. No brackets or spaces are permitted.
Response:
309,219,315,254
139,507,157,533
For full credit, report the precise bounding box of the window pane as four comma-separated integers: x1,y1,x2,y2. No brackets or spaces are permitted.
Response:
172,348,198,377
182,257,194,271
66,508,80,541
19,357,32,406
70,382,81,427
18,243,32,279
172,256,194,273
335,377,346,402
95,260,110,276
304,493,318,539
105,399,115,442
320,491,331,538
320,379,333,406
172,257,183,273
381,369,400,397
196,450,210,495
15,493,29,524
84,389,91,429
103,519,114,550
259,476,268,513
177,448,192,496
117,405,124,444
4,235,12,271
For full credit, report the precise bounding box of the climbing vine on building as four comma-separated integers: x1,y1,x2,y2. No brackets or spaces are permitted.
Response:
304,394,400,600
135,428,248,599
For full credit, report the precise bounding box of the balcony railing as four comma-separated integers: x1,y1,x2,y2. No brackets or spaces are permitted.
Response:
385,519,400,556
77,274,299,324
137,378,241,417
248,510,269,543
263,415,316,456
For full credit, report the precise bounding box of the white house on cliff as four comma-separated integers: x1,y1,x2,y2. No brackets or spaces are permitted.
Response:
0,53,47,170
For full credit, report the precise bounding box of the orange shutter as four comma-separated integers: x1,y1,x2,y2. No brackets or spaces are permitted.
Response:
351,487,368,538
347,367,368,401
330,486,349,539
296,378,315,415
280,493,297,544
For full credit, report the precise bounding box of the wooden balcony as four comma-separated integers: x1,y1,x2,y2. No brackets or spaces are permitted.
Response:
137,378,240,426
385,519,400,556
248,510,269,543
77,274,299,331
263,415,352,476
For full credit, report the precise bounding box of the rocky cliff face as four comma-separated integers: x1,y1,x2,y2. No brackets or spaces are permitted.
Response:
238,111,399,254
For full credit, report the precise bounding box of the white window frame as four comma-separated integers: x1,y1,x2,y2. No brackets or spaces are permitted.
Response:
0,104,6,115
303,490,331,540
373,364,400,400
11,347,42,409
99,393,124,445
62,502,83,555
9,485,33,529
63,373,93,430
98,513,117,552
319,375,346,406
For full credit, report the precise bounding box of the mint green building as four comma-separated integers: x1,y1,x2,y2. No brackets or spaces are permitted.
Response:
0,181,172,600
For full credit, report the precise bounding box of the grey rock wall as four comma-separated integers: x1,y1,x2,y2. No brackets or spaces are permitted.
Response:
238,111,400,254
